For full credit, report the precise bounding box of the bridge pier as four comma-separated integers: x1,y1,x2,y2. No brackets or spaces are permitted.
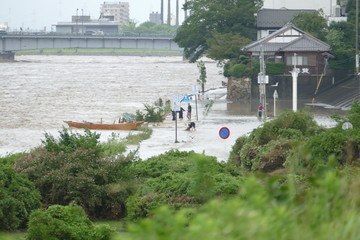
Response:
0,51,15,61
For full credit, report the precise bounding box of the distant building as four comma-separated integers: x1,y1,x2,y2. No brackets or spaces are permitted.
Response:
54,15,120,35
100,1,129,25
149,12,162,24
0,23,9,31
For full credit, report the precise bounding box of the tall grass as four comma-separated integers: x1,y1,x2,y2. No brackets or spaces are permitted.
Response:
125,127,152,145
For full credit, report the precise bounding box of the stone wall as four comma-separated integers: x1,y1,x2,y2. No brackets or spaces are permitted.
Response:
227,77,251,101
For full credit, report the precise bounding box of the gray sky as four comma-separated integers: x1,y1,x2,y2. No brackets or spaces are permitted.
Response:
0,0,187,31
0,0,333,31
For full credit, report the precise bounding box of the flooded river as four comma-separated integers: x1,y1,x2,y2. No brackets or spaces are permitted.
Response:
0,55,343,159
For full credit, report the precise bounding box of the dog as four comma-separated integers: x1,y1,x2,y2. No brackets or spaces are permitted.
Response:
186,122,196,131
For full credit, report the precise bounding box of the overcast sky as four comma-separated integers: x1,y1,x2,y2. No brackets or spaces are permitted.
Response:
0,0,333,31
0,0,187,31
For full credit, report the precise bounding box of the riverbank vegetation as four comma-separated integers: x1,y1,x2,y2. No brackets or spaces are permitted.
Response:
2,101,360,239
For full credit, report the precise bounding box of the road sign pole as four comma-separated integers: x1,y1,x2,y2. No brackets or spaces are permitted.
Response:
195,94,198,121
175,113,178,143
172,94,181,143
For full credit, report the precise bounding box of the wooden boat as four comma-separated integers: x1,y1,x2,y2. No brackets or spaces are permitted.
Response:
64,120,144,131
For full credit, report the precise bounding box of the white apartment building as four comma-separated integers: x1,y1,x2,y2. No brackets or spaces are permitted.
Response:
100,1,129,25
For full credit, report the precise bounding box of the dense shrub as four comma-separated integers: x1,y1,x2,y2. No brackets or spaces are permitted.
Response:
122,171,360,240
285,102,360,169
26,204,113,240
228,110,322,172
228,63,252,78
0,161,41,230
347,100,360,129
135,104,165,122
42,128,102,156
126,151,242,220
265,62,285,75
13,129,136,219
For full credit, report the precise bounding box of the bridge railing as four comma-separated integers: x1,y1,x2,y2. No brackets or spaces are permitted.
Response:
3,31,176,38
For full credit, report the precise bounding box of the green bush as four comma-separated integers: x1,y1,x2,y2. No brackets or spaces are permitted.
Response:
42,128,102,156
135,104,165,123
347,100,360,129
122,171,360,240
0,162,41,230
26,204,113,240
266,62,285,74
126,151,242,220
228,63,252,78
228,110,323,172
13,130,136,219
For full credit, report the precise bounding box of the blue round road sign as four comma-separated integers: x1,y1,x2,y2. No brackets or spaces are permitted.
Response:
219,127,230,139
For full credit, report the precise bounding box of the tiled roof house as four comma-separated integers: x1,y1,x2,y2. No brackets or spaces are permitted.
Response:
242,23,332,75
256,8,316,39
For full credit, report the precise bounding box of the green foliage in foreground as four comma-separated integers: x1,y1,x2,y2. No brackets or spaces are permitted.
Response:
121,170,360,240
27,204,113,240
0,161,41,231
126,151,242,221
13,128,136,220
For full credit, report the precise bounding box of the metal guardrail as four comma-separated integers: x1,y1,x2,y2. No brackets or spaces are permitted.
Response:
2,32,176,38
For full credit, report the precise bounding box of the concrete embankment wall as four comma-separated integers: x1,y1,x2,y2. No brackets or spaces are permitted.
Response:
227,70,354,102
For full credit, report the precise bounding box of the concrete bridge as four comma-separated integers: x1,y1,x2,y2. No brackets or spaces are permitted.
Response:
0,34,182,60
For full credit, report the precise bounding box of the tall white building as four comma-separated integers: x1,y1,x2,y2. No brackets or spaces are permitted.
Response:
100,2,129,25
262,0,344,17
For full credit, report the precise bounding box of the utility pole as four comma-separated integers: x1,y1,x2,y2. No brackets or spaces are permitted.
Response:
185,0,188,19
356,0,359,74
259,45,267,120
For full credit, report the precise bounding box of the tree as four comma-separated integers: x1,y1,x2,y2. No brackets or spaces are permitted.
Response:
291,10,328,40
346,0,358,24
0,162,41,230
206,32,253,61
328,21,355,50
13,129,136,219
174,0,262,62
197,60,207,94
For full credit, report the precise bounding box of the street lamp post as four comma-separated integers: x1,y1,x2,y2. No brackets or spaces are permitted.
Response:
290,53,309,112
290,67,300,112
290,53,300,112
